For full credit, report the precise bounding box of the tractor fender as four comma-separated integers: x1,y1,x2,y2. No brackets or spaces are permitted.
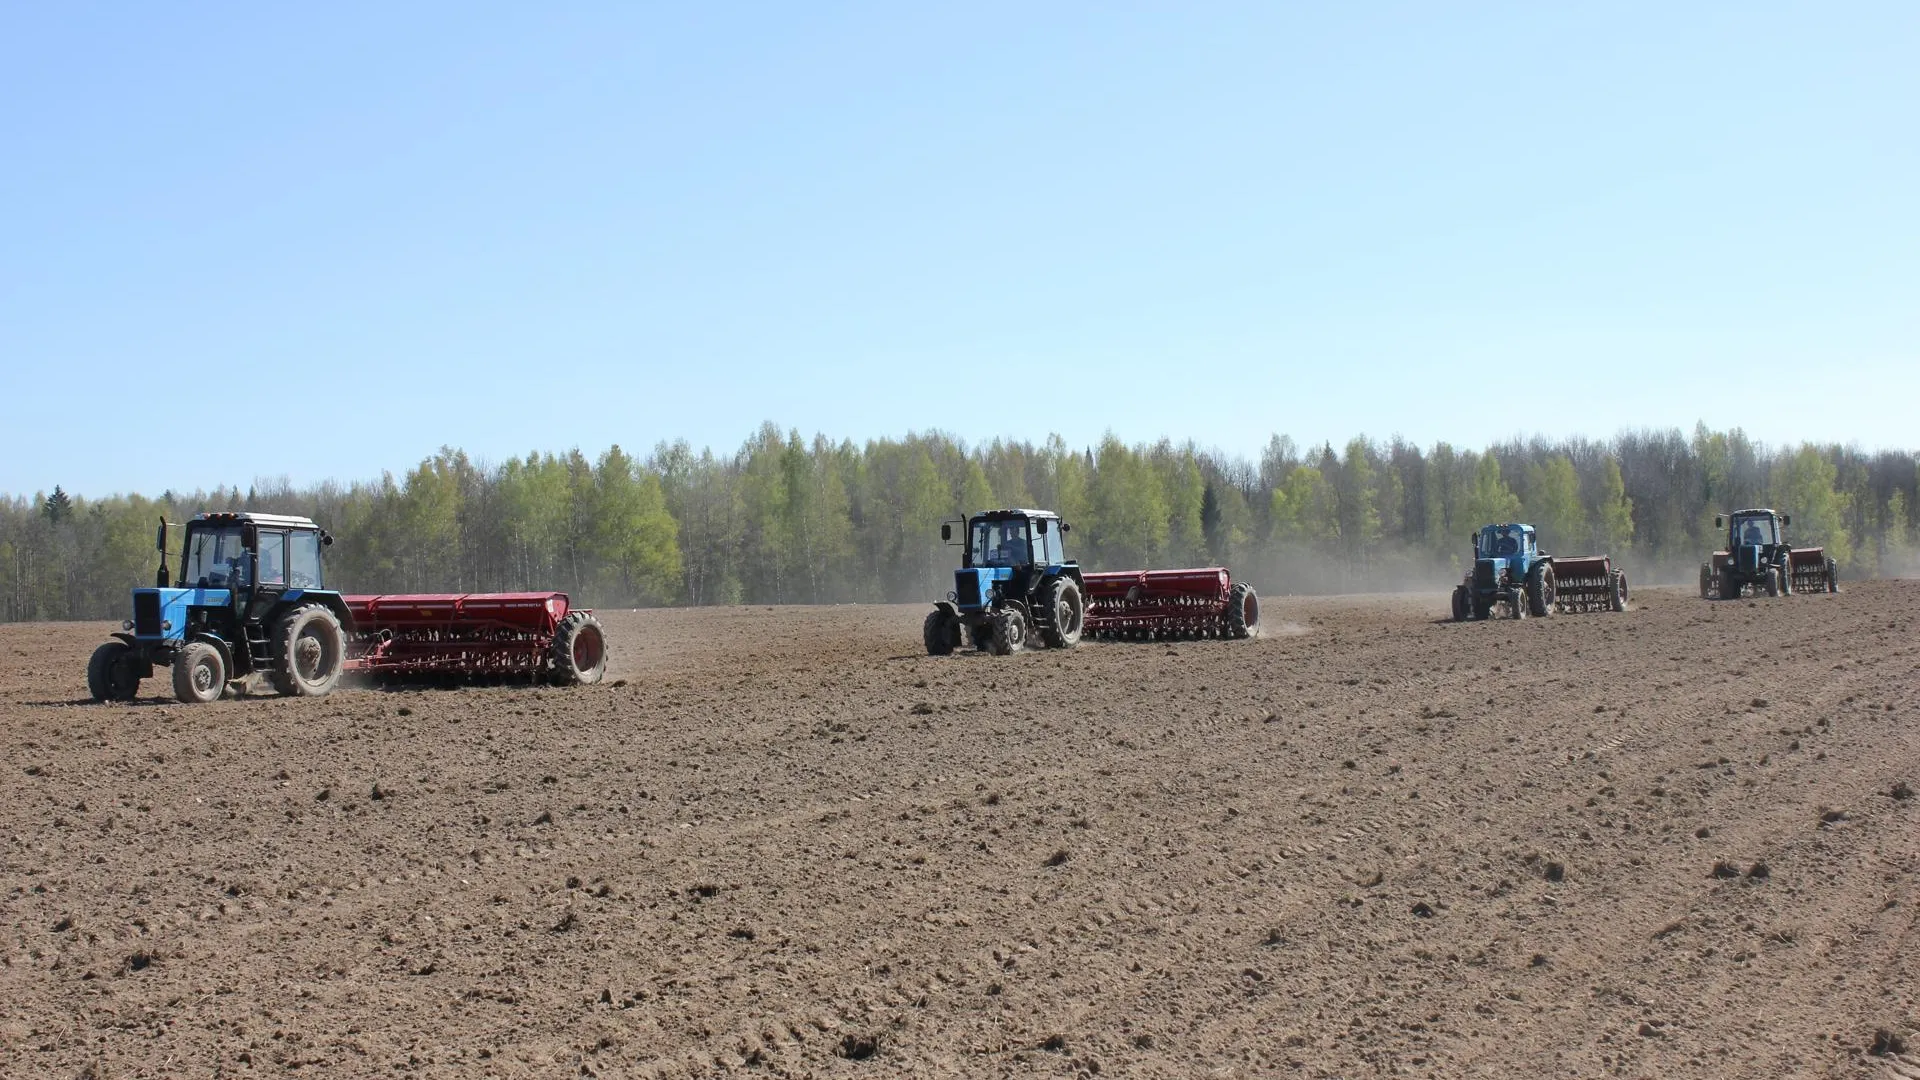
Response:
932,600,960,620
281,591,355,633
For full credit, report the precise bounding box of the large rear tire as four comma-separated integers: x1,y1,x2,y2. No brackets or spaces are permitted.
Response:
171,641,227,704
1038,579,1084,649
1526,563,1556,617
270,604,345,697
87,641,141,702
923,609,961,656
1826,557,1839,593
1226,581,1260,639
1610,569,1629,612
550,610,607,685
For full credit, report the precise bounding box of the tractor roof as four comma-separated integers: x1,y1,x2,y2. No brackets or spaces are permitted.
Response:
191,511,322,530
1483,522,1535,532
1729,508,1779,518
973,508,1060,520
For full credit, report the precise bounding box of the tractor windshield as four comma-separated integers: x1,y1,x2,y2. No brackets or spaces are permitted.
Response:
970,518,1032,568
1478,526,1525,559
1732,515,1778,546
183,525,251,588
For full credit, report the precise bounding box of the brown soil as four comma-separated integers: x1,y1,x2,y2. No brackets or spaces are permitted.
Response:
3,584,1918,1078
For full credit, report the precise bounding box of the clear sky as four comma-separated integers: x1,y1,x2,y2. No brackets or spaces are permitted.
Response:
3,3,1915,498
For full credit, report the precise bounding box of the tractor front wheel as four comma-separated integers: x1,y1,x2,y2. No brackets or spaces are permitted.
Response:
87,641,142,702
550,611,608,685
1699,564,1713,599
172,641,227,704
271,604,345,697
1506,587,1527,619
923,609,961,656
1764,568,1780,597
1719,570,1742,601
987,609,1026,655
1039,579,1084,649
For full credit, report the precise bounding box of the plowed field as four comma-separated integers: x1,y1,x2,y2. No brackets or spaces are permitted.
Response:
3,584,1918,1078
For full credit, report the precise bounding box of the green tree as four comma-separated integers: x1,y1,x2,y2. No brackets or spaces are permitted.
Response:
1772,445,1853,565
1524,456,1582,552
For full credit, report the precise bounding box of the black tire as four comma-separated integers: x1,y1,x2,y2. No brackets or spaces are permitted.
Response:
923,609,961,656
1470,594,1491,620
1038,579,1084,649
1610,569,1629,612
270,604,345,697
1450,585,1470,623
1778,557,1793,596
1698,564,1711,599
87,641,141,702
987,609,1025,656
971,621,994,651
1506,587,1527,619
550,610,607,685
1826,558,1839,593
1526,563,1555,617
171,640,227,704
1719,570,1741,601
1226,581,1260,639
1763,567,1780,598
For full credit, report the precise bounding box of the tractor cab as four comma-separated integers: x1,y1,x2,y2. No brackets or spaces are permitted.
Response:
925,509,1086,655
1475,523,1536,562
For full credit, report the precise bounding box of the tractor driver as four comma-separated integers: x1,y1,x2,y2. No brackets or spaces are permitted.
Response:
1496,529,1519,556
1742,520,1764,545
995,522,1029,565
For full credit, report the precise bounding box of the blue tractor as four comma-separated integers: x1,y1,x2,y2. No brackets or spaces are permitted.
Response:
924,509,1086,655
1451,523,1558,621
87,512,354,703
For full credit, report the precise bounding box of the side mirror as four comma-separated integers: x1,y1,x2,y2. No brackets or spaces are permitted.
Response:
155,520,167,552
940,524,951,542
1780,514,1791,527
319,530,334,547
241,522,258,551
1714,516,1724,528
1035,518,1049,534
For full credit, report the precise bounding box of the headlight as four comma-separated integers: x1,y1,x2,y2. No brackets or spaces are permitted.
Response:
161,620,173,631
122,620,134,630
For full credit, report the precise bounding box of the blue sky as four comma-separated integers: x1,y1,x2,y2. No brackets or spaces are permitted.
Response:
3,2,1915,497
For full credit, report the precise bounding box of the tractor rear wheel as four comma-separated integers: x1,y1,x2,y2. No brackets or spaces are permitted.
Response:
87,641,141,702
270,604,345,697
987,609,1025,655
1226,582,1260,639
1038,579,1084,649
1778,560,1793,595
172,641,227,704
1526,563,1556,617
923,609,961,656
1826,558,1839,593
550,611,607,685
1450,585,1470,622
1610,569,1629,612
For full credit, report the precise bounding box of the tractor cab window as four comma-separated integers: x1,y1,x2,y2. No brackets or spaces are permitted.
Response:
1734,516,1777,546
1479,526,1524,558
184,526,250,588
970,518,1031,567
288,530,323,589
257,530,287,586
1034,521,1063,566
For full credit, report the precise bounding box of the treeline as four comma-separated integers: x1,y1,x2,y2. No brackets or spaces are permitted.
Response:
3,423,1917,622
